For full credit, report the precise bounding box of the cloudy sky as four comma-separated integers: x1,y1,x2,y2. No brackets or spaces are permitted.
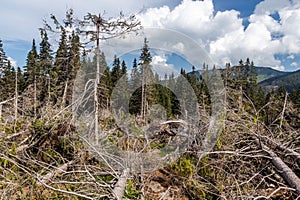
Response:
1,0,300,72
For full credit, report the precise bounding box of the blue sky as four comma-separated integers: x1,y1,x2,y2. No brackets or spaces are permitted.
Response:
1,0,300,72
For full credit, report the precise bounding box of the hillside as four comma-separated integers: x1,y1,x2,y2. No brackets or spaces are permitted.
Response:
259,69,300,92
255,66,290,82
191,66,298,92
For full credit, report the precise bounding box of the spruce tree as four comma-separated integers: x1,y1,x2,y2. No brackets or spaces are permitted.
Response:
24,39,39,86
65,31,81,105
24,39,40,116
111,55,121,88
1,60,16,100
129,58,141,115
0,39,8,75
53,28,68,104
98,52,111,109
139,38,153,120
39,30,53,103
39,30,52,76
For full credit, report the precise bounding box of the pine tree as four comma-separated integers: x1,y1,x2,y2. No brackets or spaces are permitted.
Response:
39,30,52,76
98,52,111,109
17,67,26,93
1,60,16,100
111,55,121,88
129,58,141,115
24,39,40,116
139,38,152,120
111,60,130,113
0,39,8,76
65,31,81,106
53,28,68,104
0,39,9,101
39,30,53,103
24,39,39,86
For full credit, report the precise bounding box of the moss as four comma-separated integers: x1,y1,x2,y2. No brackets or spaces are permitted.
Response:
150,141,166,149
4,125,13,134
97,174,114,182
171,156,195,178
186,180,207,199
124,179,141,199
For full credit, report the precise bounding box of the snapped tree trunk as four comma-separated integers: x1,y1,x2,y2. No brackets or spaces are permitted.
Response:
260,140,300,195
112,168,130,200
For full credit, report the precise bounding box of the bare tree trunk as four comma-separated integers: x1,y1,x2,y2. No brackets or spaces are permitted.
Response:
34,75,37,118
37,160,75,186
260,141,300,195
48,76,51,103
94,21,100,144
61,78,69,108
112,168,130,200
141,64,145,121
14,70,18,133
279,92,288,129
238,84,243,112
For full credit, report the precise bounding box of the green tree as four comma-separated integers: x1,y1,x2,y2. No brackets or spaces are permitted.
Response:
24,39,40,116
39,30,53,103
129,58,141,115
39,29,53,76
98,52,111,109
139,38,153,120
0,39,8,75
1,60,16,100
65,31,81,106
111,55,121,88
24,39,39,86
54,28,68,89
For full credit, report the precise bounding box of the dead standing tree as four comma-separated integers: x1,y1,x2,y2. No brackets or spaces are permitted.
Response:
77,12,141,199
78,12,141,143
41,10,141,199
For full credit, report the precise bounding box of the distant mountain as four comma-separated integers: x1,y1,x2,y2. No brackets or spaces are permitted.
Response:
255,67,290,83
259,69,300,92
188,66,299,92
190,66,289,83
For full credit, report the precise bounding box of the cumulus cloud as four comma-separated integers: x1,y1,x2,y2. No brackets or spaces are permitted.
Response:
2,0,300,71
291,62,298,67
288,54,295,59
254,0,291,15
137,0,241,47
151,54,179,78
0,0,175,41
136,0,300,71
7,57,17,68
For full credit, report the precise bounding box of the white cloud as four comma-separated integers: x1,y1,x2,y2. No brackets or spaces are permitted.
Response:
291,62,298,67
2,0,300,71
138,0,300,70
7,57,17,68
272,65,285,71
254,0,291,15
151,54,178,78
137,0,241,47
288,54,295,59
0,0,174,41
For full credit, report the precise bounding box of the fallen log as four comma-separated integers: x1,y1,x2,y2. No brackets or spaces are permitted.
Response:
259,140,300,195
112,168,130,200
37,160,74,186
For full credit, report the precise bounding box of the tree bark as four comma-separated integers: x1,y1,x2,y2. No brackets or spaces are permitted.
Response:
260,141,300,195
112,168,130,200
37,160,74,186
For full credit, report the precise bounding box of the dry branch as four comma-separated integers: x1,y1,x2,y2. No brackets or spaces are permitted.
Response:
259,140,300,195
37,160,75,186
112,168,130,200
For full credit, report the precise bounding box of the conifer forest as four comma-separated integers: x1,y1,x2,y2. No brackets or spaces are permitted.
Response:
0,9,300,200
